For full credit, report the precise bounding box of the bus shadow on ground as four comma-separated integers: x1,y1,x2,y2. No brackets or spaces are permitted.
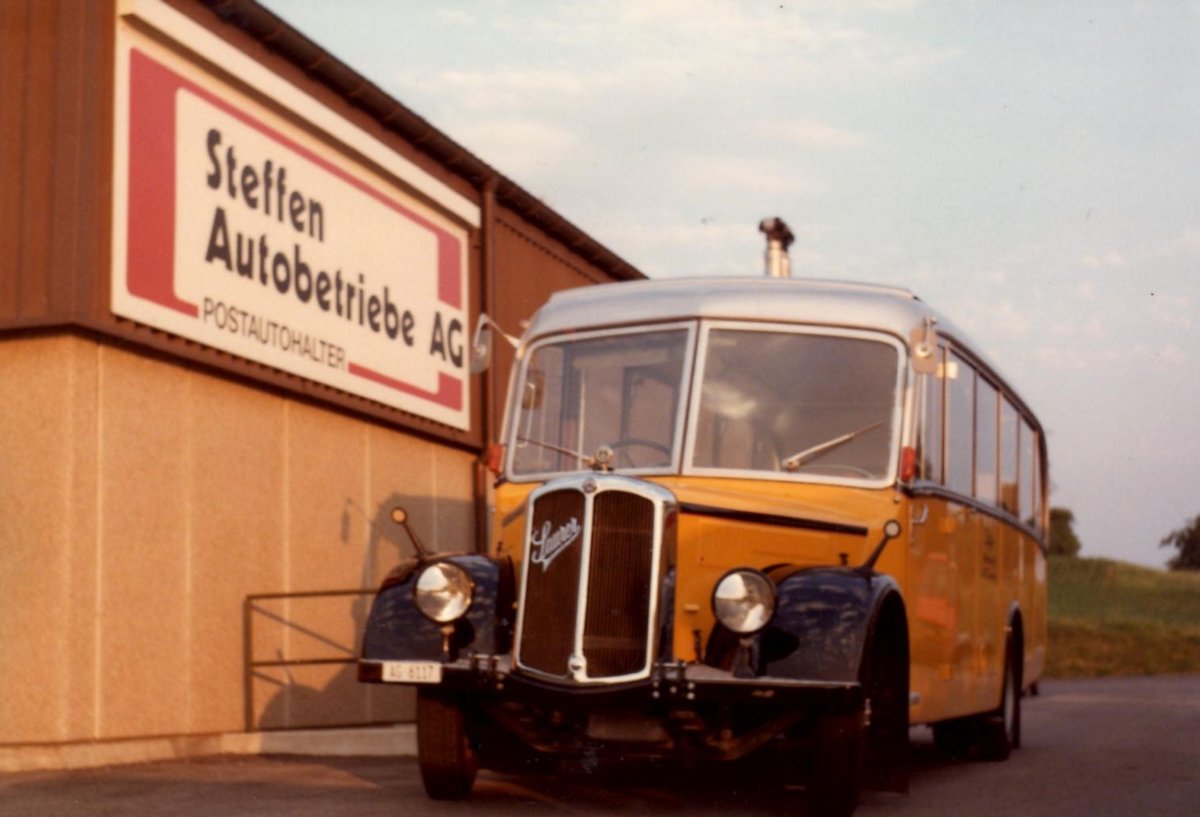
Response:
0,734,989,817
359,732,970,816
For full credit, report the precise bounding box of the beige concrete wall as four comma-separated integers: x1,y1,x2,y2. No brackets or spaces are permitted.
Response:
0,334,476,746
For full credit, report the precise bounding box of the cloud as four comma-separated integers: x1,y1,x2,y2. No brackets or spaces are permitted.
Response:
1079,250,1127,269
595,218,762,277
394,68,619,113
1031,345,1090,370
1157,343,1187,364
1146,292,1194,330
981,298,1032,339
666,153,822,198
390,0,960,123
1156,228,1200,259
432,8,475,25
444,118,583,180
755,120,868,150
610,1,861,55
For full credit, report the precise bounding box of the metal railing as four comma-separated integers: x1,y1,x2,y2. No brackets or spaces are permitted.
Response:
242,588,378,732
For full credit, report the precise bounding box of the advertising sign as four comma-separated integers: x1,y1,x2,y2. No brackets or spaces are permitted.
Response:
113,22,474,430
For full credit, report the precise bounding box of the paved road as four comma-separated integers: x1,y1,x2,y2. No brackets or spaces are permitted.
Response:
2,675,1197,817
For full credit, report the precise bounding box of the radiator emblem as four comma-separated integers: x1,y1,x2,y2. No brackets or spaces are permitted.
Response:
530,516,582,571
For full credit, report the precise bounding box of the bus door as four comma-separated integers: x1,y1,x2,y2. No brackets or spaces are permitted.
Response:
907,493,962,723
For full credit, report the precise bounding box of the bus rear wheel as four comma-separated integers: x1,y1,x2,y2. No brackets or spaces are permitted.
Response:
417,689,478,800
931,719,972,759
979,634,1021,761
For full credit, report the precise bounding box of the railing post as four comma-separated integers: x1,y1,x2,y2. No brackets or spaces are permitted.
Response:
243,595,254,732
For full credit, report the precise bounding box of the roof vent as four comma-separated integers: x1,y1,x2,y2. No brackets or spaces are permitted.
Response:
758,217,795,278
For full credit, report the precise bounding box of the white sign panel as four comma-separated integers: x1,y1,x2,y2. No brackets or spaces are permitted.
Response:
113,28,473,430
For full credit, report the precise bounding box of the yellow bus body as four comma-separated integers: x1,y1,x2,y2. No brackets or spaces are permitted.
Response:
494,474,1047,727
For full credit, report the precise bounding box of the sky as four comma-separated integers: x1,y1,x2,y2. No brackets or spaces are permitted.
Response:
262,0,1200,569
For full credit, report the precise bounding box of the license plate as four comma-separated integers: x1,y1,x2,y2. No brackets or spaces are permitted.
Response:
380,661,443,684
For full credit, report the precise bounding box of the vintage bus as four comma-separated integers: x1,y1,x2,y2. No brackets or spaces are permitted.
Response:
359,259,1048,816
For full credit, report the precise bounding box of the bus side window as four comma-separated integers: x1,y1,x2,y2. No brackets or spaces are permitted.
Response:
999,398,1019,515
945,351,974,497
1031,426,1045,538
919,346,946,483
1019,417,1037,531
975,377,998,506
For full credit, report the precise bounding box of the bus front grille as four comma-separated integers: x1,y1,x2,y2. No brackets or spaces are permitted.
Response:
515,476,674,684
582,492,656,677
517,488,585,676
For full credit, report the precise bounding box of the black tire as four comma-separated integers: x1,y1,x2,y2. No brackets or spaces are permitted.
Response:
979,633,1021,761
862,628,909,792
810,711,863,817
416,689,478,800
931,719,972,760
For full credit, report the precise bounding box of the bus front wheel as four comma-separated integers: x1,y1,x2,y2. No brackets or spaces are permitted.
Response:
809,710,864,817
417,689,478,800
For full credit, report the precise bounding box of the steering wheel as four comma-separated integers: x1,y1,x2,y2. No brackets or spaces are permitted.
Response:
606,438,672,468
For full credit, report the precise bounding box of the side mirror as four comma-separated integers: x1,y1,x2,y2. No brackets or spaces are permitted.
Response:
469,314,494,374
469,313,521,375
909,317,939,375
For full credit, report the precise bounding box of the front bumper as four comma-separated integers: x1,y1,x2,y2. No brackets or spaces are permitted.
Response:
359,655,861,713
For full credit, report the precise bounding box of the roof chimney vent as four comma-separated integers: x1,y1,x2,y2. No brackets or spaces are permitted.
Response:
758,217,795,278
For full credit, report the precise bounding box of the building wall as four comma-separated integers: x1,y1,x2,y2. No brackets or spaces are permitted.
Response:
0,0,643,761
0,0,112,326
0,334,474,744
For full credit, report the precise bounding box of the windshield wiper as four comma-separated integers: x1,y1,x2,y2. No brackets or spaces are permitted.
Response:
782,421,884,472
516,437,615,471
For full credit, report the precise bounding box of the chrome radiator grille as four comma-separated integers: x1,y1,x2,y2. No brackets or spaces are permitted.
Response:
517,489,585,676
515,476,675,684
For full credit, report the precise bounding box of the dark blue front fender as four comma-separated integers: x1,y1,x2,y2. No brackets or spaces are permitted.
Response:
705,565,902,684
360,554,513,662
760,566,901,683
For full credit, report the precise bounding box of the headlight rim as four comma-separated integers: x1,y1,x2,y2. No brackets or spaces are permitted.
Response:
412,559,475,624
711,567,777,636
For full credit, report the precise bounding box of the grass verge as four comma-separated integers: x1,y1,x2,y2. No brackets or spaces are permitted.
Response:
1046,556,1200,678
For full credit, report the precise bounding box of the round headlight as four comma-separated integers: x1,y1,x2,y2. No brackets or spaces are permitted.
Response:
712,569,776,635
413,561,474,623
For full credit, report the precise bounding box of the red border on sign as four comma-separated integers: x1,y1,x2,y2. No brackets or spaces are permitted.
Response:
348,365,463,411
124,48,464,412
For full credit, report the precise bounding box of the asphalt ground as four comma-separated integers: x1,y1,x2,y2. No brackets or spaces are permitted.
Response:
2,675,1197,817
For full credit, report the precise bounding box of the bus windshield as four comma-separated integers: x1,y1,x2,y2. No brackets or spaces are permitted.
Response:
510,327,691,476
691,327,900,480
508,323,901,482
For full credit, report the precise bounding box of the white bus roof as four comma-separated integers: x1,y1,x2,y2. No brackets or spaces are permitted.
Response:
526,277,947,343
520,275,1046,443
522,276,1037,422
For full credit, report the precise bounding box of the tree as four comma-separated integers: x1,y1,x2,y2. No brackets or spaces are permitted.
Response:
1161,514,1200,571
1048,507,1082,557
